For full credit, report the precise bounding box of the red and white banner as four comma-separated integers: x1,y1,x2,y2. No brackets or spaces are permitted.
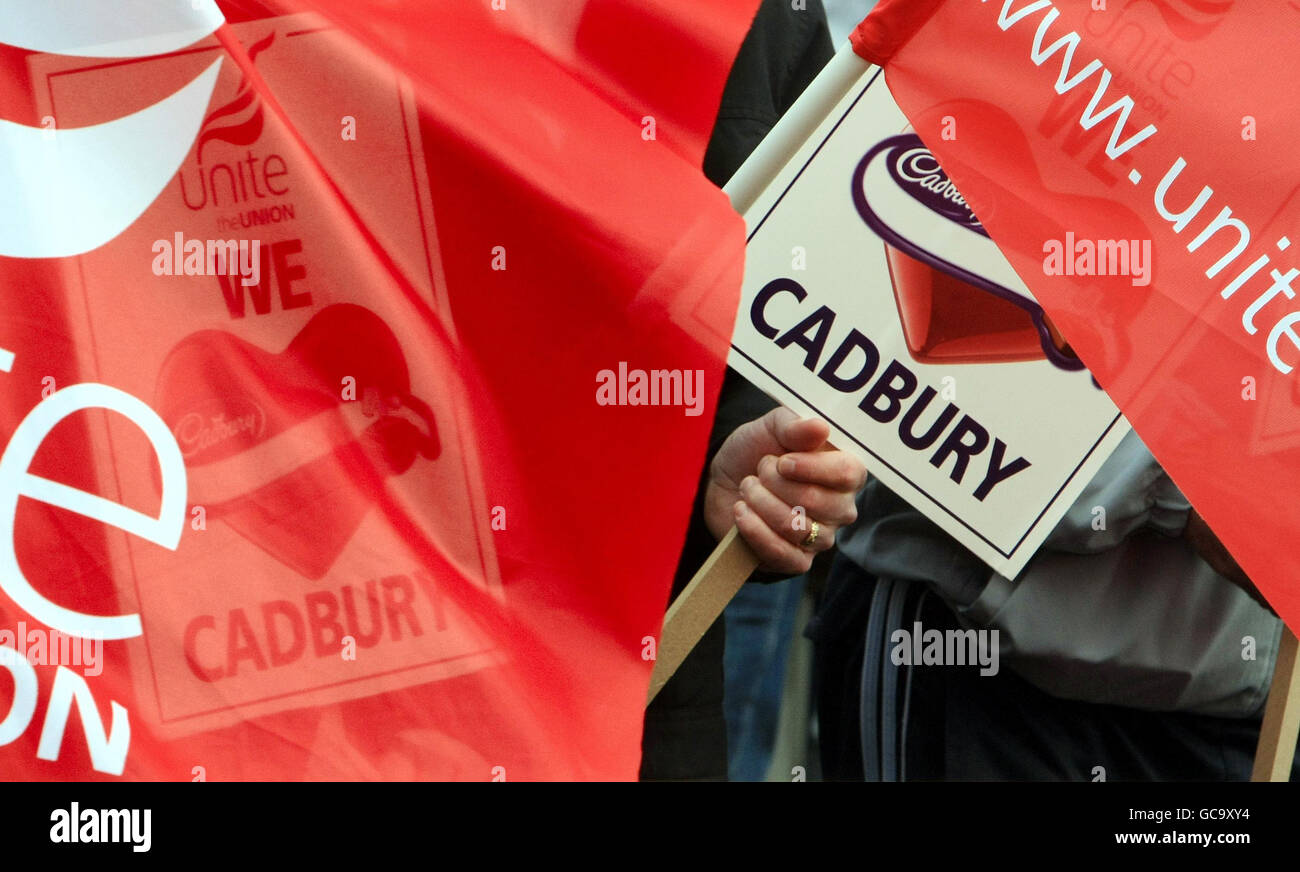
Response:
0,0,757,780
853,0,1300,627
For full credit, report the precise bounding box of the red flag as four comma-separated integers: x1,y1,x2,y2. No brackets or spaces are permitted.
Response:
0,0,756,779
852,1,1300,626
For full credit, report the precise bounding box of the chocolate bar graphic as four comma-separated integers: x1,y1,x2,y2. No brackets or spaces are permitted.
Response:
852,134,1082,372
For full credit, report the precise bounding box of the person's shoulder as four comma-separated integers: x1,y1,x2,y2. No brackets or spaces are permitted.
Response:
714,0,834,125
745,0,833,70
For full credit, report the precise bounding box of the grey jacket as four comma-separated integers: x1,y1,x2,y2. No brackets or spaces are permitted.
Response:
837,428,1280,717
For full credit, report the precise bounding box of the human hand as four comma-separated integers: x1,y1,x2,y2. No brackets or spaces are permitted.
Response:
704,407,866,574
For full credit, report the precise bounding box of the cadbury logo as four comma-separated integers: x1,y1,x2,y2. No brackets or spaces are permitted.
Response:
884,140,988,237
174,407,266,459
851,133,1088,377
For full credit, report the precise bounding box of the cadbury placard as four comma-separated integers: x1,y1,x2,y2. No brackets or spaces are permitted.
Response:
726,61,1129,577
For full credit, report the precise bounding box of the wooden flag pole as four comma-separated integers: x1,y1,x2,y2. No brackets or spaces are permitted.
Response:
1251,625,1300,781
646,526,759,704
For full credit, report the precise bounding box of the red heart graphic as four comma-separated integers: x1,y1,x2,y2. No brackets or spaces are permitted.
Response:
884,240,1048,364
155,304,440,579
887,99,1155,374
856,108,1152,372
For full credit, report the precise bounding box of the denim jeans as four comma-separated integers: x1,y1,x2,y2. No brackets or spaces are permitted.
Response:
723,576,806,782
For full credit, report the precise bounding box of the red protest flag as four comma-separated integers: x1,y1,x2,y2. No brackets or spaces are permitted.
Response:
851,0,1300,627
0,0,756,779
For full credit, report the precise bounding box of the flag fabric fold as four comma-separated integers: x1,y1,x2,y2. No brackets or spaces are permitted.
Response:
0,0,758,780
853,0,1300,629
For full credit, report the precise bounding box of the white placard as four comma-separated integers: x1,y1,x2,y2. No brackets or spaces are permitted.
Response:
726,52,1129,577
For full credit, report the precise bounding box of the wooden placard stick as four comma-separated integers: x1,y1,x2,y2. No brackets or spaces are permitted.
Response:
646,527,759,704
1251,625,1300,781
